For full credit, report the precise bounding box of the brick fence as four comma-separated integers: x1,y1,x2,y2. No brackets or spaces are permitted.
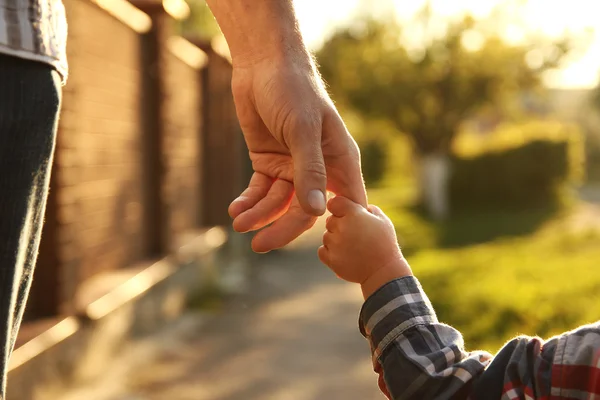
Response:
24,0,248,327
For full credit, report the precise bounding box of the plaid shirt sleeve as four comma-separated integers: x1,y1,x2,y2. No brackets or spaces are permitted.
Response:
359,276,600,399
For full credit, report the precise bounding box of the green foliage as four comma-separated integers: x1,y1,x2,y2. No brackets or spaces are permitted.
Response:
368,186,600,352
449,121,584,211
593,79,600,110
360,139,387,186
587,135,600,182
341,108,413,187
178,0,221,39
317,11,571,155
417,223,600,353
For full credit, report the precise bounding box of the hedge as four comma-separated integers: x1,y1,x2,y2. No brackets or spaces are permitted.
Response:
450,121,584,210
360,138,387,186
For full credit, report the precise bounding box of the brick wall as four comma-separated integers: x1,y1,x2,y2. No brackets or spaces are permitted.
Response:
31,0,150,317
68,0,148,275
163,38,204,240
193,40,248,227
27,0,236,319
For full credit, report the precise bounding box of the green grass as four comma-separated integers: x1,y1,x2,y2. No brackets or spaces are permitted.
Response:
368,187,600,353
188,284,227,313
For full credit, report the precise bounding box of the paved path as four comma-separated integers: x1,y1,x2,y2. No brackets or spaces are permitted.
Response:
571,184,600,231
579,184,600,204
56,185,600,400
62,220,383,400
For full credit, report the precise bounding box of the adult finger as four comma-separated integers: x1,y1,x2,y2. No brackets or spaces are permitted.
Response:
322,111,368,208
327,196,361,218
251,196,318,253
229,173,273,219
233,179,294,233
287,115,327,217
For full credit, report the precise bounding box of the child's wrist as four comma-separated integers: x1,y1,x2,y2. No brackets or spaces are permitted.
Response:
360,257,413,300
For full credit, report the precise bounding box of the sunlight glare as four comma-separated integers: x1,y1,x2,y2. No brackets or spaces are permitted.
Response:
295,0,600,89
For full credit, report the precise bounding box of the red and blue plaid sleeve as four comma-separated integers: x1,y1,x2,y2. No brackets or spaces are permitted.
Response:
359,276,600,399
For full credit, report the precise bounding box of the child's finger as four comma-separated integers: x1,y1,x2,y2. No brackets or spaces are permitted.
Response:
327,196,361,217
322,231,334,248
317,245,330,265
325,215,339,232
368,204,386,218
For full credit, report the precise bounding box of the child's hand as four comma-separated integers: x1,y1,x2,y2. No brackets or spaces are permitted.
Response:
318,196,412,299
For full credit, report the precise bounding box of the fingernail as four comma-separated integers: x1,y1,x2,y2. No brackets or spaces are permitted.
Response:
308,190,326,213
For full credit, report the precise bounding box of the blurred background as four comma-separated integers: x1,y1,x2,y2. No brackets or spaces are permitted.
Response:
309,0,600,353
8,0,600,399
306,0,600,353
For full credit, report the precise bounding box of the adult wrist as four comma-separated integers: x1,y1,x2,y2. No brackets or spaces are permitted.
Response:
206,0,313,70
231,43,314,71
360,257,413,300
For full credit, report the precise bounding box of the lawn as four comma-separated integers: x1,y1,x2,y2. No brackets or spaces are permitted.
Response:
368,185,600,353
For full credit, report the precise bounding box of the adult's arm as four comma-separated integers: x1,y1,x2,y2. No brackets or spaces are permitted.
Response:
205,0,309,67
206,0,367,252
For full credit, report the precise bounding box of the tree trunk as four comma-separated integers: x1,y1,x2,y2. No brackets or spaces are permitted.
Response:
419,153,450,220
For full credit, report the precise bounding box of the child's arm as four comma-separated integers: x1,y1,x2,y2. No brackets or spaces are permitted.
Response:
320,196,600,399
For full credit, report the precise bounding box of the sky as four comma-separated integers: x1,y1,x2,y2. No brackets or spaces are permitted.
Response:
293,0,600,89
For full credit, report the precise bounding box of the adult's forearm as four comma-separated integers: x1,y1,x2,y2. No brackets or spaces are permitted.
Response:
206,0,310,66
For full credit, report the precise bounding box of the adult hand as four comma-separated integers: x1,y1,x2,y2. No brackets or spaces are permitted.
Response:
229,55,367,252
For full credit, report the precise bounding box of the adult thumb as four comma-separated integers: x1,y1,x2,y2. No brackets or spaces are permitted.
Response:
288,120,327,216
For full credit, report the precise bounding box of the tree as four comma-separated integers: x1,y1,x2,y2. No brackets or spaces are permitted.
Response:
317,9,571,219
178,0,221,39
587,79,600,181
594,75,600,110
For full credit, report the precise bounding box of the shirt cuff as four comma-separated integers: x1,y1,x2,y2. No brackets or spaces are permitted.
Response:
359,276,438,365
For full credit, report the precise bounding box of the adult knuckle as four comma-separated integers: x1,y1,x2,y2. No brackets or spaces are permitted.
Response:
284,111,321,139
301,161,327,177
275,103,295,135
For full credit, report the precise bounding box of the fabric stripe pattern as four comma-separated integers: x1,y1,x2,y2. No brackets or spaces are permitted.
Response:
0,0,68,83
359,276,600,399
